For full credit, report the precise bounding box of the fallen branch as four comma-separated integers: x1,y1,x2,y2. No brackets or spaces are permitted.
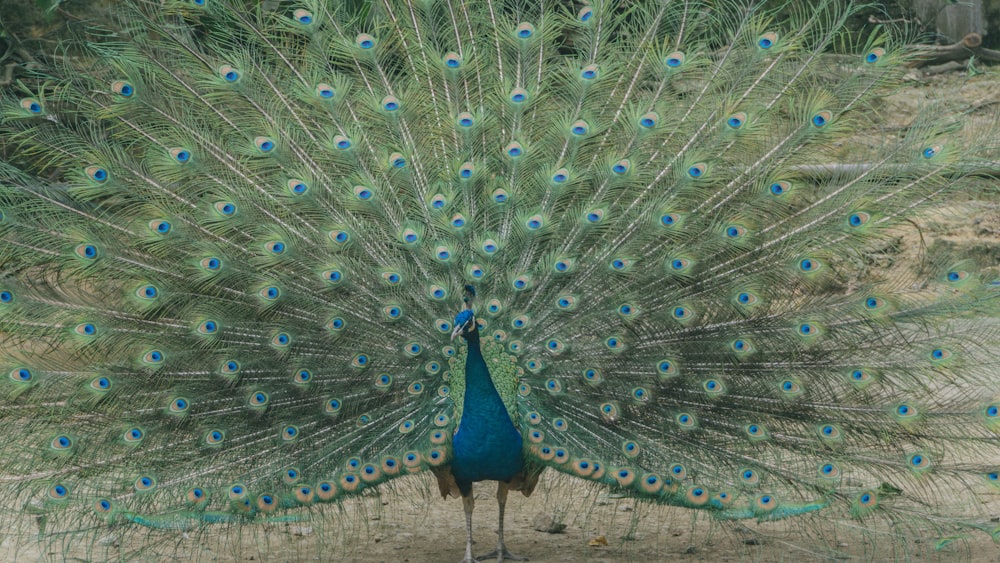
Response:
907,33,1000,69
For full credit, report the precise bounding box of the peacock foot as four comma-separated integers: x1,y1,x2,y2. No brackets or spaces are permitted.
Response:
475,547,528,562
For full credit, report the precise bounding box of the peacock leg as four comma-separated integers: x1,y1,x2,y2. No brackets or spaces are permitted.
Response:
461,493,476,563
476,481,527,562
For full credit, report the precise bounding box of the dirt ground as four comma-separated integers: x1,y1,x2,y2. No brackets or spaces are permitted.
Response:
4,470,1000,562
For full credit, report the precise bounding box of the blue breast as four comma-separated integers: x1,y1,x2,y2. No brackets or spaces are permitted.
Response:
451,330,524,485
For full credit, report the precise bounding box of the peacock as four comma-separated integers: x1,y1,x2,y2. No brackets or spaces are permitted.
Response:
1,0,999,560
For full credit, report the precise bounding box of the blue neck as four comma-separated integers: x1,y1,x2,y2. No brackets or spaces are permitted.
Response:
450,326,524,491
460,328,505,421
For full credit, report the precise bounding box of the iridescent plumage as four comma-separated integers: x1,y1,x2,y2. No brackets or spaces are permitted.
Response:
1,1,999,561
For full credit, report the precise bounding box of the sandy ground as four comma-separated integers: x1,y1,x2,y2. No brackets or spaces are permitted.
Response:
4,471,1000,562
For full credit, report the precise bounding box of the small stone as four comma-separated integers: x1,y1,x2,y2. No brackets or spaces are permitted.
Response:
289,526,313,536
685,546,697,554
744,538,760,546
619,505,633,512
531,512,567,534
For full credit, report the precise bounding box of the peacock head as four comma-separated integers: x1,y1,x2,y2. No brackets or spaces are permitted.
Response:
451,309,477,341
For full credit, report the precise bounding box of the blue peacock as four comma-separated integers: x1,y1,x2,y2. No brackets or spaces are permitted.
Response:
1,0,999,560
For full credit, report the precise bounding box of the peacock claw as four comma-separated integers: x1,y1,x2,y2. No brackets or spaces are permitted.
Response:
475,548,527,562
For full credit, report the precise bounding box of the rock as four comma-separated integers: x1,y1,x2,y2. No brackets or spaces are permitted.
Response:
531,513,567,534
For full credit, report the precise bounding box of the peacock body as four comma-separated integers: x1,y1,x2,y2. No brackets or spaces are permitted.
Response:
1,0,999,560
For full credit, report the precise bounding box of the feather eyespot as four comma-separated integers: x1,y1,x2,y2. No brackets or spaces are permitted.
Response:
946,270,968,283
656,360,676,378
259,286,280,300
51,435,73,450
332,135,352,150
865,48,885,64
510,88,529,103
585,209,604,223
293,369,311,384
665,51,685,68
248,392,269,407
205,429,225,445
387,152,406,169
293,9,313,25
580,65,599,80
85,165,109,183
930,348,951,361
704,379,726,395
123,427,144,443
908,452,931,471
757,32,777,49
798,258,820,272
218,65,240,83
75,244,99,260
769,180,790,196
687,163,707,178
819,462,841,479
89,375,111,390
725,225,746,238
170,148,192,164
443,52,462,68
353,185,374,201
676,413,696,429
381,96,400,111
213,201,237,216
375,373,393,388
818,424,842,441
143,350,164,364
325,398,343,413
848,212,871,227
456,112,475,128
21,98,43,114
49,484,70,499
169,398,189,413
811,111,832,128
